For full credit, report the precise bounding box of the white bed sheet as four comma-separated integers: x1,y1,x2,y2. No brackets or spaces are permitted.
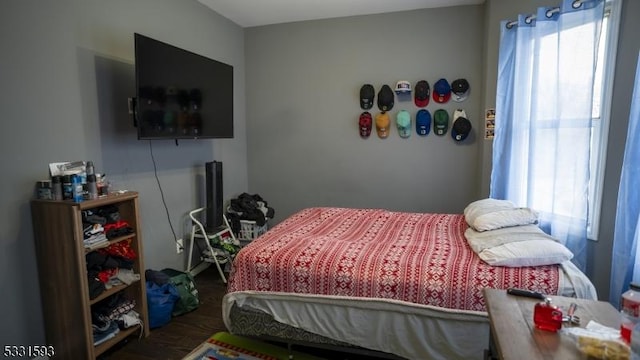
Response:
223,261,597,360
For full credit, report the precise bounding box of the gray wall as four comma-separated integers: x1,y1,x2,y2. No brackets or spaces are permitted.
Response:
0,0,247,344
245,6,486,224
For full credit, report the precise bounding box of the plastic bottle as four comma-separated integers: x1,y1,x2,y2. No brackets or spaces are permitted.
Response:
623,283,640,317
621,309,639,344
631,321,640,360
72,175,83,202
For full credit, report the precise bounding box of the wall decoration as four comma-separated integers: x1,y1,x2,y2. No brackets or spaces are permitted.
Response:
451,109,472,142
451,79,470,102
396,110,411,138
485,108,495,139
360,84,375,110
433,79,451,104
375,112,390,139
359,111,372,138
433,109,449,136
416,109,431,136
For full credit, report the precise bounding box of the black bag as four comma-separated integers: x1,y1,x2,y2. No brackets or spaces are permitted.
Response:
161,268,199,316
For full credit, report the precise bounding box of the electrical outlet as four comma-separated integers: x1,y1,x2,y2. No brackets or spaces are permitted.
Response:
176,238,184,254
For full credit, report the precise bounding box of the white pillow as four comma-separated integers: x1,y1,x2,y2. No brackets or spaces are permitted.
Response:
464,198,538,232
464,198,516,221
478,239,573,267
464,224,557,253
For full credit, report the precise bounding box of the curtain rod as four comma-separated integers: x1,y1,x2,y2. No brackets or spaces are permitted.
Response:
505,0,583,29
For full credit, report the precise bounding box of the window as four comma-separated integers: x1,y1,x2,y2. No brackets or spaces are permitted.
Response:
587,1,621,240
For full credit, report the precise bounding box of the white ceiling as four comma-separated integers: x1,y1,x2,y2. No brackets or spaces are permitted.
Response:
198,0,485,28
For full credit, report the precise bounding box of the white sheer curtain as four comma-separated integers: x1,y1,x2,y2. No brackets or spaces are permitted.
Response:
609,52,640,308
491,0,604,271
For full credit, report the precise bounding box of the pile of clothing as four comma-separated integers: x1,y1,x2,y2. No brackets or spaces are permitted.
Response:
84,205,140,297
206,232,240,267
92,293,142,345
226,193,275,234
82,205,134,250
86,241,139,298
83,204,143,344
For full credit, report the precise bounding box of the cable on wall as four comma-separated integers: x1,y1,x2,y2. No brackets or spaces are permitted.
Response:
149,141,183,251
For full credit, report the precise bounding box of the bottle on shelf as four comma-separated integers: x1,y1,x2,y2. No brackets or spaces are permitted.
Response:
97,174,110,196
72,174,83,202
36,180,52,200
52,175,63,200
87,174,98,200
86,161,95,177
62,175,73,200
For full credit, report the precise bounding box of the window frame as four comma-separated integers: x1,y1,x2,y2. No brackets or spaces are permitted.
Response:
587,0,622,240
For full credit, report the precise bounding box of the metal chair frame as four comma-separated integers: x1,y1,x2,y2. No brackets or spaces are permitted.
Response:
187,207,236,283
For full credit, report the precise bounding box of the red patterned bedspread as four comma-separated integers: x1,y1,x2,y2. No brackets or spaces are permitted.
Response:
227,207,560,311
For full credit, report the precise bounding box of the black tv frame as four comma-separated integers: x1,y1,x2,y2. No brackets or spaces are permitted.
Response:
133,33,234,141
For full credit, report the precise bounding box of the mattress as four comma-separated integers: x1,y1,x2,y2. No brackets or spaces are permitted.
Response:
223,207,597,359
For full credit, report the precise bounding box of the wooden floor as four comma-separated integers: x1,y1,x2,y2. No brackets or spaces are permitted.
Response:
100,266,401,360
100,266,229,360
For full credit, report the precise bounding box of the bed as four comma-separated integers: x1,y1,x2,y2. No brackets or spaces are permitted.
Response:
222,205,597,360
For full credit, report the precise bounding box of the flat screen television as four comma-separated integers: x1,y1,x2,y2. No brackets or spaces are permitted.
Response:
134,33,234,139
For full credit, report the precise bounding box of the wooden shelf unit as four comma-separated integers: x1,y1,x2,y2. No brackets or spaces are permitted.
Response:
31,191,149,359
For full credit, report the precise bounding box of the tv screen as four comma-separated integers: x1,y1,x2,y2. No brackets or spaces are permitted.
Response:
134,33,234,139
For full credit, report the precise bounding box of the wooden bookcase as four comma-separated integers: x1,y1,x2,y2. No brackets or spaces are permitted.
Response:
31,191,149,359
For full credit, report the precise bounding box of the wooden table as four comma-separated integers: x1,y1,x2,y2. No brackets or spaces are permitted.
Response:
483,288,623,359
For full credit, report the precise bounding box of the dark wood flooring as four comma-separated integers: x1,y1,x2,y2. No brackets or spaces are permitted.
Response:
100,266,402,360
100,266,228,360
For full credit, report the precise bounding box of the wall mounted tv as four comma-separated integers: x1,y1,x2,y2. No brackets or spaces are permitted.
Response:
134,33,234,140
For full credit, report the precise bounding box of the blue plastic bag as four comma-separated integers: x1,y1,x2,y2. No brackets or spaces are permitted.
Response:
146,281,179,329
